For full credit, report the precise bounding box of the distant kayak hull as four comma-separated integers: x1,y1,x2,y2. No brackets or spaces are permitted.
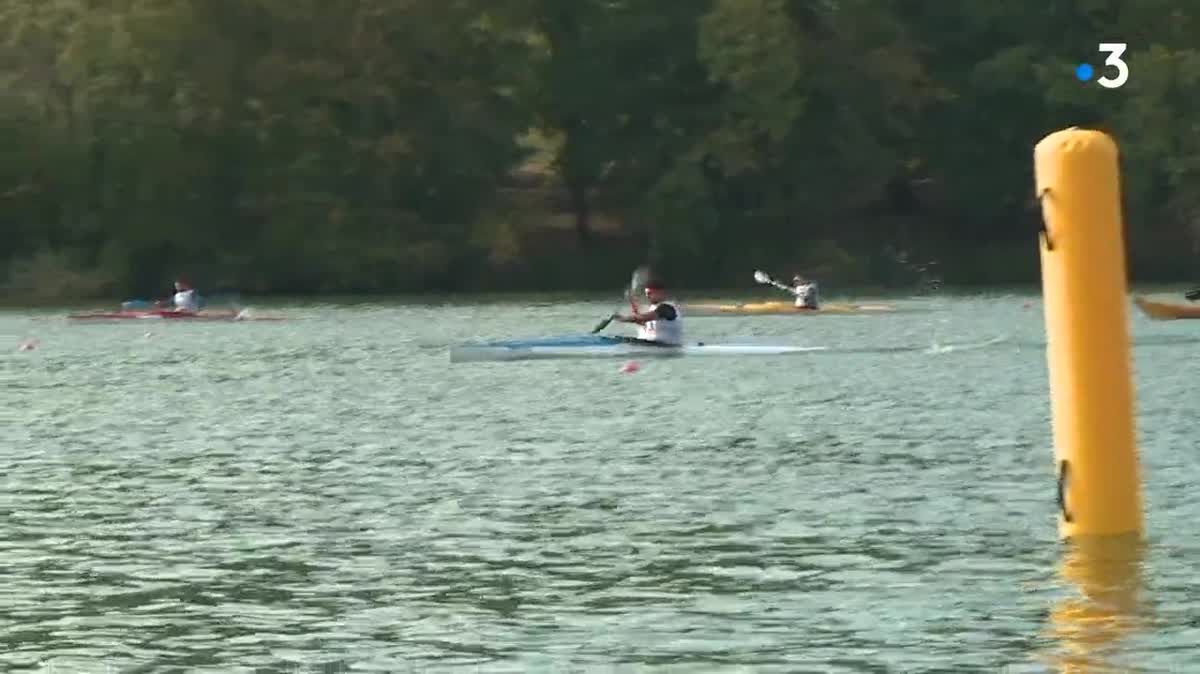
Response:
1134,296,1200,320
68,310,282,322
450,335,826,362
683,301,896,316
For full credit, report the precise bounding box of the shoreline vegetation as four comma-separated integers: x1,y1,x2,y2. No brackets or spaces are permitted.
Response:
10,282,1200,311
3,2,1198,301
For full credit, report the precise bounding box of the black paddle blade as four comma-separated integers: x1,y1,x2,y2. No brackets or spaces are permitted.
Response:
592,314,615,333
1186,288,1200,302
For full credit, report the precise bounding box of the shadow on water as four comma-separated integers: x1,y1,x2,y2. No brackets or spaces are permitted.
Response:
419,328,1200,354
1000,335,1200,351
419,333,1200,361
420,335,1016,355
795,336,1011,357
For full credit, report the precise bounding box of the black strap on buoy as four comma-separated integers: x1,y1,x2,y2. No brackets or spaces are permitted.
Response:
1056,459,1072,523
1034,187,1055,251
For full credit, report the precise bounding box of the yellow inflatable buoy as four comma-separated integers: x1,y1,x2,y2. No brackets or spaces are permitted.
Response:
1034,128,1143,539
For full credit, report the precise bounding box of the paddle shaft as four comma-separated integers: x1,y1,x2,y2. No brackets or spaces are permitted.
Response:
594,269,647,333
756,273,795,294
125,292,240,308
591,314,616,333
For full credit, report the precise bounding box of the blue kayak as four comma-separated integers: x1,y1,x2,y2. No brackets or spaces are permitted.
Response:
449,335,826,362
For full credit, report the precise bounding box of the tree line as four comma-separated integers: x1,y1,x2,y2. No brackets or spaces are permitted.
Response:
2,0,1198,298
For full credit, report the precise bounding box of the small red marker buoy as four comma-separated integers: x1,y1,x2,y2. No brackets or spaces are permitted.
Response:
620,361,641,374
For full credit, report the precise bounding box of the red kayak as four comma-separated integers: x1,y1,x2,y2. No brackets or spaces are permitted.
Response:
68,309,283,322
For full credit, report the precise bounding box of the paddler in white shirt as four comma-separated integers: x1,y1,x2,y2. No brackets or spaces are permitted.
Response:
790,273,820,310
613,277,684,345
168,280,201,313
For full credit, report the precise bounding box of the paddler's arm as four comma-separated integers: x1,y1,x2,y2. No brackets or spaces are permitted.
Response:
616,304,675,324
615,310,657,324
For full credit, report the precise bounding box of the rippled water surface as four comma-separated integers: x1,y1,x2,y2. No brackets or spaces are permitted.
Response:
2,293,1199,672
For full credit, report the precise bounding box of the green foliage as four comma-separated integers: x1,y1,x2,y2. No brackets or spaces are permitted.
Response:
2,0,1199,296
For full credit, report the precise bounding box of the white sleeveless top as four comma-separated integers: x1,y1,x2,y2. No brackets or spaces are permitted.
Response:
173,289,199,312
636,301,683,345
793,283,819,309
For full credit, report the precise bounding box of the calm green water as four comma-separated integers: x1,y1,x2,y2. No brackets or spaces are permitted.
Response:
2,293,1198,672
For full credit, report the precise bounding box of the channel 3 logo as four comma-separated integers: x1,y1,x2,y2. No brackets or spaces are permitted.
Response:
1076,43,1128,88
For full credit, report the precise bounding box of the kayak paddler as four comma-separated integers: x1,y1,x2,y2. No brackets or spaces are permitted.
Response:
613,277,683,346
168,280,200,313
789,273,820,310
754,269,821,309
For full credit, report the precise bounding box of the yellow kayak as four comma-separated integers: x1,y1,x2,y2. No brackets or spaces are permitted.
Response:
1134,296,1200,320
683,301,896,317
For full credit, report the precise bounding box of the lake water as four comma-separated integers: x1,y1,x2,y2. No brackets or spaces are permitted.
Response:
2,293,1198,672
